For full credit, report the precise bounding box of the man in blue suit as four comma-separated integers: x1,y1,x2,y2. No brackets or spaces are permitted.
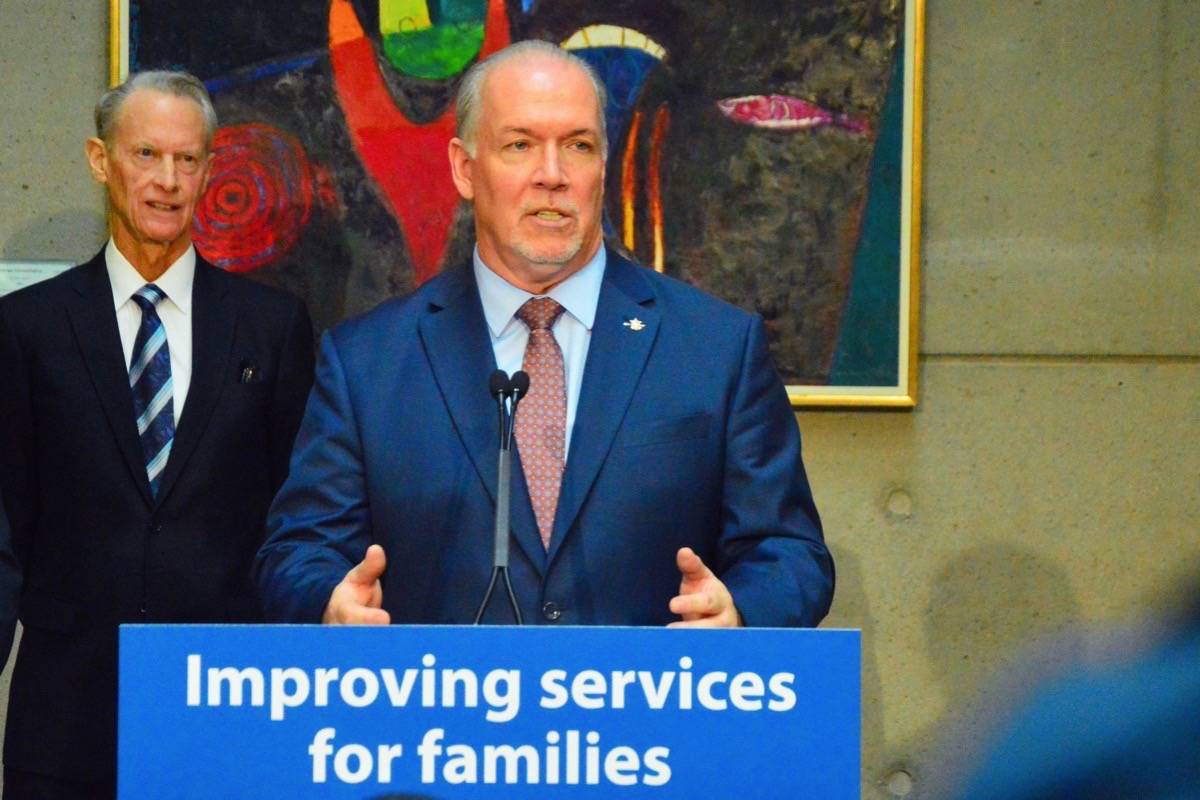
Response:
256,41,833,628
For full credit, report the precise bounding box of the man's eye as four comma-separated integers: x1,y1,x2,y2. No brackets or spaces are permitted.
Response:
569,141,593,153
508,141,529,151
136,147,154,158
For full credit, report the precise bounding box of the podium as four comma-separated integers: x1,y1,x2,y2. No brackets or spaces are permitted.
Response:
119,625,859,798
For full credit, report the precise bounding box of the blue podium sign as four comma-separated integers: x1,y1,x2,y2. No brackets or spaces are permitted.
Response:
119,625,859,798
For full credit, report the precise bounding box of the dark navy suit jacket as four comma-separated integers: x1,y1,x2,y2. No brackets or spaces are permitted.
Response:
0,495,18,672
256,250,833,627
0,251,314,782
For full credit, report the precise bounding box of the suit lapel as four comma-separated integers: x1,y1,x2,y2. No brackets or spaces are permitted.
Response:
154,259,236,506
546,252,659,565
418,266,546,573
65,254,155,507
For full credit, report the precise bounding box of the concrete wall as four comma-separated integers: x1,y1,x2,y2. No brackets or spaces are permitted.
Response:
0,4,109,262
1,1,1196,796
809,2,1200,796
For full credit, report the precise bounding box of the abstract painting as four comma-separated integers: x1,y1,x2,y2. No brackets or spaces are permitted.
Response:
115,0,922,406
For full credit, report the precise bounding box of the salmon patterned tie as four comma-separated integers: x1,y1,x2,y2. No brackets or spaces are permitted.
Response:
514,297,567,550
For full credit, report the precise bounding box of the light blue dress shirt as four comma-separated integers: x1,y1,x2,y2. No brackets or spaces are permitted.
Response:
473,246,606,460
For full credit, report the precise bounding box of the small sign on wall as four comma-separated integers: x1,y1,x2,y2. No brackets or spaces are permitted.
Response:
0,261,73,297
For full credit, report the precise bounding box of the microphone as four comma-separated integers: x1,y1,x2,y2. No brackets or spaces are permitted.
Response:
507,371,530,449
489,369,510,448
488,368,510,398
474,370,524,625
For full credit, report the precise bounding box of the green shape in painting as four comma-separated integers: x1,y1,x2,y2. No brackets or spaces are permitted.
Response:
829,43,904,387
379,0,487,80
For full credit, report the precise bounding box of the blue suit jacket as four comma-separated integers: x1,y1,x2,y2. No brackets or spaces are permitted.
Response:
256,250,833,626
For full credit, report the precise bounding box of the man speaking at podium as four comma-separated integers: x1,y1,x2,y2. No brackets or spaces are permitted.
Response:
256,41,833,629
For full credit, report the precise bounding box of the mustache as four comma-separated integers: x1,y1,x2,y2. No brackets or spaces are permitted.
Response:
522,201,579,216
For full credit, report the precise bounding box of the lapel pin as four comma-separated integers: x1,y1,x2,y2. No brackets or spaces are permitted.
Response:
623,318,646,332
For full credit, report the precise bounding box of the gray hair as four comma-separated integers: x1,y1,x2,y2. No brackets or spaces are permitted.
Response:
455,40,608,158
95,70,218,150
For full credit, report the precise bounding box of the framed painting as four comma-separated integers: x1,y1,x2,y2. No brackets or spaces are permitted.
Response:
112,0,922,407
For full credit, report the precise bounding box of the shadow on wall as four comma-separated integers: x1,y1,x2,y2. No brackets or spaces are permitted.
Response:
1,208,107,264
883,543,1084,799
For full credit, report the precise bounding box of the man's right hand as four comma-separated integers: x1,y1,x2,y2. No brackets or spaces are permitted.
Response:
321,544,391,625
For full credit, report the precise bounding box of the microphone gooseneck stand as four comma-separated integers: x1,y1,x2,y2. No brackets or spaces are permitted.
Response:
473,370,529,625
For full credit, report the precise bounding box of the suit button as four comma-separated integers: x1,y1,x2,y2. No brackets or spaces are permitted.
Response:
150,522,163,534
541,601,562,622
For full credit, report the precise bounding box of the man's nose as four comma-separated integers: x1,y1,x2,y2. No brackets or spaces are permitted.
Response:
153,156,179,190
533,146,566,189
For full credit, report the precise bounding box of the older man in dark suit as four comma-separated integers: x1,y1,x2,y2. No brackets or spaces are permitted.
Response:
256,42,832,630
0,71,314,798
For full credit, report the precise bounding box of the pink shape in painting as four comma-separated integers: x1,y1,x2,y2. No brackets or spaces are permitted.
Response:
716,94,869,134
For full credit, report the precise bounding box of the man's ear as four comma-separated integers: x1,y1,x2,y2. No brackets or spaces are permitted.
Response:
447,137,475,201
85,137,109,185
199,150,215,196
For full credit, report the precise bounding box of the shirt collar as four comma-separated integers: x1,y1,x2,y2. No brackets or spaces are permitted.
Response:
473,245,606,338
105,238,196,315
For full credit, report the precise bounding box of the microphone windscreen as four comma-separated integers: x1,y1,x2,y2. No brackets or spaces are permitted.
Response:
489,369,511,396
510,371,531,399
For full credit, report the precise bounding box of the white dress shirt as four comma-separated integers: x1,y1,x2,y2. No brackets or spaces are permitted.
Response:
473,246,606,460
106,239,194,421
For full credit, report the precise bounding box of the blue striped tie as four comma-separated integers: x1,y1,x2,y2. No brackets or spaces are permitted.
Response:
129,284,175,497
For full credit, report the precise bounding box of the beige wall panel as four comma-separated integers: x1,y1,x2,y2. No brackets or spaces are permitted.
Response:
0,1,108,261
922,1,1200,356
1162,0,1200,285
801,358,1200,797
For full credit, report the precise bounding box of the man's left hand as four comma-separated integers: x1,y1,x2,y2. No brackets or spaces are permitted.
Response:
668,547,743,627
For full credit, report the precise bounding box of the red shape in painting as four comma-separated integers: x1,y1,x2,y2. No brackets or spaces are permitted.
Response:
328,0,512,285
194,123,316,273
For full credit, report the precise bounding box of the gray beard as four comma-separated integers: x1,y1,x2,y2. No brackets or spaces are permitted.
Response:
511,234,584,269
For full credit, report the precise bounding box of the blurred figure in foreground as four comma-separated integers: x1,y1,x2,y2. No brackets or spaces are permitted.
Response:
953,584,1200,799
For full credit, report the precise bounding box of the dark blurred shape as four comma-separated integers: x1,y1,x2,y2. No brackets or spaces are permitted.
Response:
953,589,1200,799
